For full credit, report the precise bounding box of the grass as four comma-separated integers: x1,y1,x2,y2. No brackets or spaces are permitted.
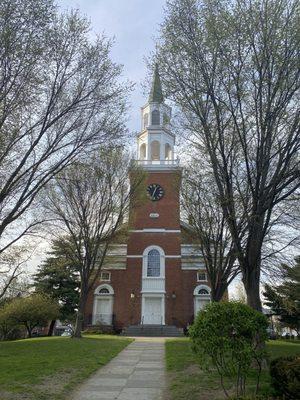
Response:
165,339,300,400
0,335,132,400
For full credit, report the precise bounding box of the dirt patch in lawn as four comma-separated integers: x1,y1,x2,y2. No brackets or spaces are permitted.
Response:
0,369,77,400
34,369,77,396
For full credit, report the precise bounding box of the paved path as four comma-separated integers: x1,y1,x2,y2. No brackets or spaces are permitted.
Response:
72,338,166,400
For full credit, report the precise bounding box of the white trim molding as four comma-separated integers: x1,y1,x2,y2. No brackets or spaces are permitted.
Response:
127,254,180,259
193,284,211,296
93,284,114,325
94,283,114,295
197,271,208,282
193,284,211,318
181,265,205,270
165,255,181,259
142,245,165,279
127,255,143,259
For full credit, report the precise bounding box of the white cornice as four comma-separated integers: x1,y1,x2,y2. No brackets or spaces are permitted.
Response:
127,255,181,259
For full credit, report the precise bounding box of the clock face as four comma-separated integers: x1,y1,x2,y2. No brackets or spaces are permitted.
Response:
147,183,164,201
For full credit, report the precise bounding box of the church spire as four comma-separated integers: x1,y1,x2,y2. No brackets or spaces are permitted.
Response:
148,64,164,103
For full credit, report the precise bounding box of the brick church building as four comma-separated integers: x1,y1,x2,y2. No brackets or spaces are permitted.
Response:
85,66,211,334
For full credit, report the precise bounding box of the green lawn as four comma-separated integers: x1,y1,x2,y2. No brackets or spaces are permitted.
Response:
0,335,132,400
165,339,300,400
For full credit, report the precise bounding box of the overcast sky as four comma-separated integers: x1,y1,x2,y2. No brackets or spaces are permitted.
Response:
61,0,165,134
28,1,241,296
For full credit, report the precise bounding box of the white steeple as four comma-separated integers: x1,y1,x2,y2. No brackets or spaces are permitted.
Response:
136,65,178,170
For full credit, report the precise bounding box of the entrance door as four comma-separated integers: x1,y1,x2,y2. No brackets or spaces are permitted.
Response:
143,297,162,325
194,297,210,316
95,297,113,325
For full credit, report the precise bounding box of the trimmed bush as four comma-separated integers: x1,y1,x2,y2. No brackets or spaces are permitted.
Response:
189,302,268,397
270,356,300,399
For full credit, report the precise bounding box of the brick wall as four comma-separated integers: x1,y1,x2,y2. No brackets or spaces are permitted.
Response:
84,168,216,330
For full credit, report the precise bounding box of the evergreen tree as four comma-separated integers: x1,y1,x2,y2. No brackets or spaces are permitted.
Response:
264,257,300,335
34,238,80,331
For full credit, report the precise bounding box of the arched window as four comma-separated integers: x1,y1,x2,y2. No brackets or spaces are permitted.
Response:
140,143,146,160
151,110,160,125
165,143,172,160
94,284,114,295
151,140,160,161
198,288,209,295
143,113,149,129
99,287,110,294
147,249,160,277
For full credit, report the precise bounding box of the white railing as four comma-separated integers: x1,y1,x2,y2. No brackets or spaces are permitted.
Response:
142,277,165,292
136,159,179,166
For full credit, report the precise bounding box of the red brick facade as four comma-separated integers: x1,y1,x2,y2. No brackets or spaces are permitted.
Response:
85,169,212,330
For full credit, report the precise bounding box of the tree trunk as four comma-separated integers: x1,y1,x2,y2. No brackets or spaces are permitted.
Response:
48,319,56,336
27,326,32,338
212,283,228,302
242,215,264,312
73,290,87,338
243,268,262,312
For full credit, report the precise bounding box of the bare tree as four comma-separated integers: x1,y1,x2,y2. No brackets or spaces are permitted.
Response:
0,246,32,300
0,0,130,256
44,148,143,338
155,0,300,310
182,162,239,301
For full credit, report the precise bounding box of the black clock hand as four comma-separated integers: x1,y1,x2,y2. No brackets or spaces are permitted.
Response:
151,187,158,200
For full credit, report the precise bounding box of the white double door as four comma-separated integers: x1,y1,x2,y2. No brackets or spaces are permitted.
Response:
194,297,210,316
143,296,164,325
94,297,113,325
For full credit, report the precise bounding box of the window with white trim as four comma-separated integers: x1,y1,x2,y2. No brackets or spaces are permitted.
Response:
100,271,111,282
198,288,209,295
197,271,207,282
147,249,160,277
99,287,110,294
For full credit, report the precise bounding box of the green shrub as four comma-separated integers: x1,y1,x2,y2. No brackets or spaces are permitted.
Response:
189,302,268,398
270,356,300,399
0,307,23,340
83,325,115,335
1,294,59,338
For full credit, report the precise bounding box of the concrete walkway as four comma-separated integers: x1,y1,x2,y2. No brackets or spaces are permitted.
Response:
72,338,166,400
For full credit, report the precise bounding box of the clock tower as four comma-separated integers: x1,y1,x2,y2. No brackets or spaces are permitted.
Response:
126,65,182,327
85,65,211,335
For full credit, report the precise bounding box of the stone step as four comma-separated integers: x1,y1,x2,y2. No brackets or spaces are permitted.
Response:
122,324,184,337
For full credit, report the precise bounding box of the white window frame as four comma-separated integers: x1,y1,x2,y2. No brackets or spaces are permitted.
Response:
193,284,211,296
142,245,165,279
93,284,114,325
100,271,111,282
193,284,211,317
197,271,207,282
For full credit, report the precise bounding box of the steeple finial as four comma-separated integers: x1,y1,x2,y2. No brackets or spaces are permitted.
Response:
148,64,164,103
